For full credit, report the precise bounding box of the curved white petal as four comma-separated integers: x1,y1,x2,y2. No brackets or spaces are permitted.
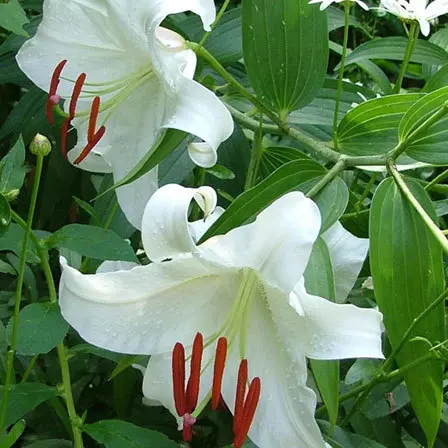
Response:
162,74,234,164
141,184,217,262
59,256,238,355
189,206,225,243
16,0,149,98
322,222,368,303
96,260,139,274
221,296,326,448
188,142,218,169
201,192,321,292
274,279,384,360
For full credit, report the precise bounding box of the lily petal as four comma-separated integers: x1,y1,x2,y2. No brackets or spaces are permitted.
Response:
188,142,218,169
142,184,217,262
322,222,368,303
16,0,149,98
221,296,326,448
201,192,321,292
287,279,384,360
59,256,238,355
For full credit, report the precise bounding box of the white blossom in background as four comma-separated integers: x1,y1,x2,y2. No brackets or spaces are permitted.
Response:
309,0,369,11
16,0,233,228
379,0,448,35
59,184,383,448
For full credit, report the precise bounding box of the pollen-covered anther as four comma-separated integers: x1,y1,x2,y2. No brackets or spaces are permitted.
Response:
232,360,261,448
212,337,227,411
46,59,67,125
171,333,204,443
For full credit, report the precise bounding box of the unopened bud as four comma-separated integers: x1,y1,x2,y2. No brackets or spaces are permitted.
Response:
3,189,20,201
30,134,52,156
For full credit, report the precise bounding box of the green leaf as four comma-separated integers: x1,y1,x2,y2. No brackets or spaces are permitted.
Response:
399,86,448,164
370,177,445,446
0,383,58,427
23,441,72,448
69,343,123,363
0,224,40,264
242,0,328,115
343,37,448,69
423,62,448,92
84,420,177,448
319,421,387,447
201,159,333,241
259,146,310,178
0,193,11,230
205,164,235,180
7,303,69,356
0,419,25,448
313,177,348,233
422,28,448,79
109,355,147,380
96,129,187,200
337,93,424,157
0,0,29,36
0,260,15,276
327,5,363,32
0,136,26,195
44,224,138,262
305,238,339,426
113,368,139,419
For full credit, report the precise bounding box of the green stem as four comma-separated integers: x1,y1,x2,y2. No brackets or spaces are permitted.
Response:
306,159,346,199
197,0,231,50
388,100,448,160
333,2,351,149
425,167,448,191
20,355,39,384
393,22,419,94
354,173,378,212
10,211,84,448
244,116,264,190
388,162,448,256
0,154,44,435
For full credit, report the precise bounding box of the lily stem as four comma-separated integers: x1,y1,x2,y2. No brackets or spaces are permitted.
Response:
10,210,84,448
0,154,44,437
388,161,448,256
306,159,346,199
333,1,351,149
393,22,419,94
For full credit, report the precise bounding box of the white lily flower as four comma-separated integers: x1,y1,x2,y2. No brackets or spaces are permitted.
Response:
379,0,448,35
309,0,370,11
16,0,234,228
59,184,383,448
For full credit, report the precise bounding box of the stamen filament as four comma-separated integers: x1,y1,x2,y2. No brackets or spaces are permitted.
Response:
212,337,227,411
172,342,187,417
233,359,248,434
233,377,261,448
186,333,203,412
47,59,67,125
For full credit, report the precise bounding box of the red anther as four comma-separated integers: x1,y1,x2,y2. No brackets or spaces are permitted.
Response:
60,117,71,159
172,343,187,417
212,337,227,411
46,59,67,125
69,73,86,119
233,359,248,434
233,377,261,448
88,96,101,143
186,333,203,412
73,126,106,165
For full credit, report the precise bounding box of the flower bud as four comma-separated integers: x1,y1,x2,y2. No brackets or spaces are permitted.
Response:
3,189,20,202
30,134,52,156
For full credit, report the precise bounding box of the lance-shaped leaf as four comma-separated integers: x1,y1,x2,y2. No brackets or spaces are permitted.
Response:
399,86,448,165
337,94,423,157
370,177,445,447
305,238,339,427
242,0,328,117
